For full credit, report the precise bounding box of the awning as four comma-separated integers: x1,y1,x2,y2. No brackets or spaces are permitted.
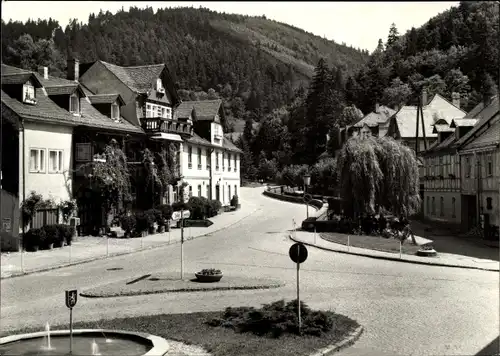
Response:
150,132,184,142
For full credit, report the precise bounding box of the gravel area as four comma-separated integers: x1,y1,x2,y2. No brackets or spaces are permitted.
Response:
80,273,284,298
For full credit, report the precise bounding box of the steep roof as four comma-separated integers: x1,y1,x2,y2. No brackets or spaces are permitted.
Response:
99,60,165,94
1,72,43,87
33,72,85,97
2,88,82,126
182,99,223,121
456,95,499,147
432,124,454,134
353,106,395,128
88,93,125,106
174,101,195,120
450,118,478,128
223,137,243,153
1,64,29,75
390,94,466,139
183,132,213,148
79,98,143,133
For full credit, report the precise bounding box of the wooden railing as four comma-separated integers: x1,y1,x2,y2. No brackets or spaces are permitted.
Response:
141,117,193,136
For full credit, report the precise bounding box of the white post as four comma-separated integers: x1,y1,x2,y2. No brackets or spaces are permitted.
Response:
399,240,402,259
168,225,171,244
69,243,72,264
314,227,317,244
296,244,302,334
347,235,350,251
141,234,144,250
180,217,184,280
21,249,24,273
69,307,73,354
106,236,109,257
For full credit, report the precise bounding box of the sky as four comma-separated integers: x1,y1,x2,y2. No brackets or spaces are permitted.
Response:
1,1,459,51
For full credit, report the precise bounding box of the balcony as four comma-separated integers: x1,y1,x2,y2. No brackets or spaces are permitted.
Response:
141,117,193,136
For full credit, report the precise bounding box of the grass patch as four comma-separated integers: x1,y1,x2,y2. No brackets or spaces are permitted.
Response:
320,232,421,255
1,301,359,356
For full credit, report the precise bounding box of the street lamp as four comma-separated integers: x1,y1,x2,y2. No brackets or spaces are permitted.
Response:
303,174,311,218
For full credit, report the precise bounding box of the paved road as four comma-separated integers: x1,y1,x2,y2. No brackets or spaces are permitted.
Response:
2,188,498,356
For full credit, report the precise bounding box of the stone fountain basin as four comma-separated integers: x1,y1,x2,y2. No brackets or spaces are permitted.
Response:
0,329,170,356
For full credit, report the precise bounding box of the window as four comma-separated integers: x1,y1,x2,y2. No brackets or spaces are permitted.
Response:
452,197,456,218
75,143,92,162
487,197,493,210
487,155,493,176
431,197,436,215
23,84,35,104
48,150,63,173
146,104,153,118
234,185,237,197
426,196,430,215
165,107,172,119
197,148,202,169
228,154,232,171
206,185,210,199
234,155,237,172
465,157,471,178
156,105,162,117
111,103,120,119
216,151,220,170
440,197,444,216
29,149,45,173
188,146,192,168
228,185,231,200
156,78,163,90
69,94,79,114
206,149,211,169
198,185,202,197
222,152,225,171
189,185,193,198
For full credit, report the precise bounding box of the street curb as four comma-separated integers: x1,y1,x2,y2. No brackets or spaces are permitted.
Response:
80,281,284,298
1,207,261,280
289,235,499,272
310,325,364,356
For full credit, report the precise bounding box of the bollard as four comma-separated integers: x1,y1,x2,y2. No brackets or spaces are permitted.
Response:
69,243,72,264
21,249,24,273
399,240,402,259
106,236,109,257
314,227,317,244
347,235,350,252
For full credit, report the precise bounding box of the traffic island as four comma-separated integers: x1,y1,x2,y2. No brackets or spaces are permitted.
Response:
80,273,283,298
2,303,361,356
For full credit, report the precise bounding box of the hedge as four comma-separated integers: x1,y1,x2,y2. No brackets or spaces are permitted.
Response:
263,190,323,210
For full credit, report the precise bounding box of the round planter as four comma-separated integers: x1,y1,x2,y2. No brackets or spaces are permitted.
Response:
416,249,438,257
26,245,39,252
53,241,64,248
195,273,223,283
148,227,156,235
157,226,165,233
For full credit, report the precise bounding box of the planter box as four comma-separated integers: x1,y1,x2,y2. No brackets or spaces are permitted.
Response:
416,249,438,257
195,273,223,283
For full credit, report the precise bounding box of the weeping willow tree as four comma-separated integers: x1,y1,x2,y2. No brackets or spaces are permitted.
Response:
337,136,420,218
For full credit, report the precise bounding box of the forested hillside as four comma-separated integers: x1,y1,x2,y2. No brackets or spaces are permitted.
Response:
1,6,369,132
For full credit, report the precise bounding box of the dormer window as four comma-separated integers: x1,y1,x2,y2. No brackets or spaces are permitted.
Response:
156,79,165,94
69,94,80,115
111,103,120,120
23,84,36,104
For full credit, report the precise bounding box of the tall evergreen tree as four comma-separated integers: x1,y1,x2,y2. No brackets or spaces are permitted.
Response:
386,23,399,47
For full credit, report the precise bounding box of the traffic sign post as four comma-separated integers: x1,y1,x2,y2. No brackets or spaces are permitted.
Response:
65,290,78,355
289,242,308,334
303,194,312,219
180,210,190,280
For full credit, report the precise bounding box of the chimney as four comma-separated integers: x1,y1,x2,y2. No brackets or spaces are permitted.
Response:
375,103,379,113
326,133,330,143
67,58,80,82
37,66,48,79
421,89,428,106
452,92,460,108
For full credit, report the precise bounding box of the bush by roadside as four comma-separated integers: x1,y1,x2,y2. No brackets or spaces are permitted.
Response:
22,224,75,251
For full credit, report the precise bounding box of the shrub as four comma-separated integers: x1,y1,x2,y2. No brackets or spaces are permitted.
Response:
134,212,150,234
41,224,61,247
197,268,222,275
206,299,335,338
23,228,46,251
58,199,77,223
188,196,209,219
55,224,75,245
207,200,222,217
144,209,160,227
120,215,137,235
157,205,173,224
172,201,191,212
230,195,239,208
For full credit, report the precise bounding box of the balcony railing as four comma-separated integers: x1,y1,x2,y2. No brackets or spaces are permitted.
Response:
141,117,193,136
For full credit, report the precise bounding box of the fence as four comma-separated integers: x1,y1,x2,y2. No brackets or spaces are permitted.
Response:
30,208,59,229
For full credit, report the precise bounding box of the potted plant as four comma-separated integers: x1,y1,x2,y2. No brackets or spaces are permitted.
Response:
120,215,137,238
158,204,172,232
144,209,157,234
230,195,239,210
41,224,59,249
416,243,438,257
134,212,149,237
195,268,223,282
58,199,77,224
23,228,46,252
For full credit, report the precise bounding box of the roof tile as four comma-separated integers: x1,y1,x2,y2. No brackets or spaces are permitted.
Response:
353,106,395,128
100,61,164,94
181,99,222,121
